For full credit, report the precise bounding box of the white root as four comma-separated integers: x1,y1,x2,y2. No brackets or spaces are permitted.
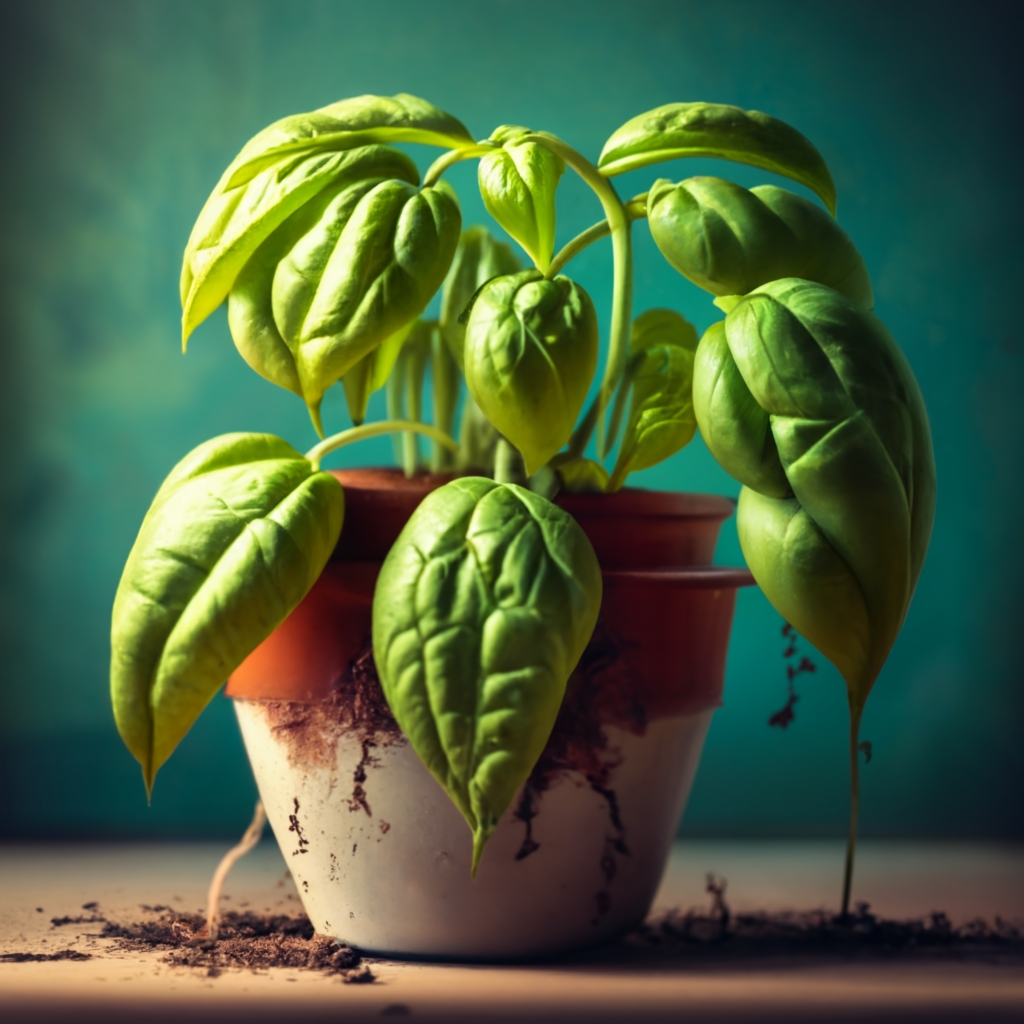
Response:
204,800,267,941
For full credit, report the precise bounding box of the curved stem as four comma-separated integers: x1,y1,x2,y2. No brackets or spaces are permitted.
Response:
545,195,649,280
423,144,494,188
840,705,864,918
306,420,458,471
522,133,633,458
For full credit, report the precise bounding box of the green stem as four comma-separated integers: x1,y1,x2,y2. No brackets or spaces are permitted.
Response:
546,193,649,280
494,438,527,485
566,392,601,461
306,421,458,471
840,704,864,918
522,133,633,459
423,144,495,188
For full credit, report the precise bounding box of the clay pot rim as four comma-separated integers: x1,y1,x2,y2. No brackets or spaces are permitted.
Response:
604,567,755,588
326,466,737,521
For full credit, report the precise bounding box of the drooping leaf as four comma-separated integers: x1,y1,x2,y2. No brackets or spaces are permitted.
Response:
183,144,419,344
265,178,460,433
693,280,935,710
608,309,698,490
598,102,836,215
224,93,475,188
439,226,521,371
647,177,872,308
372,477,601,871
340,319,417,425
111,434,345,792
478,126,565,272
463,270,598,476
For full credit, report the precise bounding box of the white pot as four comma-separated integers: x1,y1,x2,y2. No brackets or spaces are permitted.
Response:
234,698,713,960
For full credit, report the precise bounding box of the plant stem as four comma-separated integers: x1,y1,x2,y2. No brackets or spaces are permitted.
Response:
422,144,495,188
840,704,864,918
494,438,527,485
204,800,266,942
521,133,633,459
306,420,458,470
546,193,649,280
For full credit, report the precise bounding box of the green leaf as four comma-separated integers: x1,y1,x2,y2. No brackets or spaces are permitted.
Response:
257,178,460,434
478,126,565,272
609,309,698,490
371,477,602,872
110,434,345,793
224,93,475,188
183,144,419,345
463,270,599,476
439,226,521,371
339,319,417,426
598,102,836,215
647,177,872,308
694,280,935,709
555,457,609,494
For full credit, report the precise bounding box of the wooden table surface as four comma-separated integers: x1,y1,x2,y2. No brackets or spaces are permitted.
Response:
2,839,1022,1022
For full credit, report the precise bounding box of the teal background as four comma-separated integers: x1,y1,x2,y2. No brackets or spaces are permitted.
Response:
1,0,1021,840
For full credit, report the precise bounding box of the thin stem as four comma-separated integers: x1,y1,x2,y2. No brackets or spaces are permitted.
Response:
546,193,649,280
840,705,864,918
204,800,266,941
423,144,494,188
566,392,601,461
306,420,458,470
521,133,633,459
494,438,527,485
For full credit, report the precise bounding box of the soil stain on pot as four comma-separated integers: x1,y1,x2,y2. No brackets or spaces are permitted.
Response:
256,639,403,814
511,617,643,917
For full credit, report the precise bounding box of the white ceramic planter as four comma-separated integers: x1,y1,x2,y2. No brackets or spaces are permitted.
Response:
235,698,713,960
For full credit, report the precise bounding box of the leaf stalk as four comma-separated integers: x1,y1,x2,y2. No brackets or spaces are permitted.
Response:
306,420,458,471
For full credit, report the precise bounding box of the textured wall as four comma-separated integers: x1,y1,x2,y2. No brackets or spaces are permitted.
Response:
0,0,1021,839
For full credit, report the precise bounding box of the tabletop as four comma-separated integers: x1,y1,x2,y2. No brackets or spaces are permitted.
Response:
2,839,1022,1022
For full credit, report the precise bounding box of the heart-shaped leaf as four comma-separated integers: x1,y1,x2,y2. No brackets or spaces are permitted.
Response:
183,144,419,344
439,225,521,371
478,126,565,272
372,477,601,871
648,177,872,308
608,309,698,490
599,102,836,215
463,270,598,476
271,178,461,433
694,280,935,709
110,434,344,792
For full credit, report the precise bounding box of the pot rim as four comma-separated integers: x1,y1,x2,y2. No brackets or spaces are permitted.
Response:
604,566,755,588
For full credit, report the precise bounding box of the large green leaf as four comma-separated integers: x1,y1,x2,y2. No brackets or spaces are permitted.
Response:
372,477,601,871
224,93,475,188
599,102,836,215
647,177,872,308
439,226,520,371
463,270,598,476
229,178,461,434
693,280,935,709
478,126,565,272
110,434,344,792
608,309,698,490
182,144,419,344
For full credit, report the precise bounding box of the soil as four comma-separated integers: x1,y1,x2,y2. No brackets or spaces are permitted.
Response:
629,903,1024,961
257,638,404,818
76,906,376,980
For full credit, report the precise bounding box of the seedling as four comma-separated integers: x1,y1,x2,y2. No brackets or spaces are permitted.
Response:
110,94,935,913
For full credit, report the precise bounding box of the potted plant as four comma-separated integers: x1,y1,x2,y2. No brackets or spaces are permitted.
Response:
110,94,935,959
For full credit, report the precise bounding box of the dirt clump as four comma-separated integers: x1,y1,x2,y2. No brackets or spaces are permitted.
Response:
100,907,374,981
0,949,92,962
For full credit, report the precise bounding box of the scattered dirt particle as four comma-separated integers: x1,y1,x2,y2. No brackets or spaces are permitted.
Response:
82,902,99,911
379,820,391,834
98,907,372,978
1,949,92,962
50,914,105,927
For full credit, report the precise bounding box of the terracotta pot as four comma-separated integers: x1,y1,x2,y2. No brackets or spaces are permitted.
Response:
227,469,753,959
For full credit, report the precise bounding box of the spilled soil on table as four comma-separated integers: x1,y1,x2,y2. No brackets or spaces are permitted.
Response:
37,905,374,981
